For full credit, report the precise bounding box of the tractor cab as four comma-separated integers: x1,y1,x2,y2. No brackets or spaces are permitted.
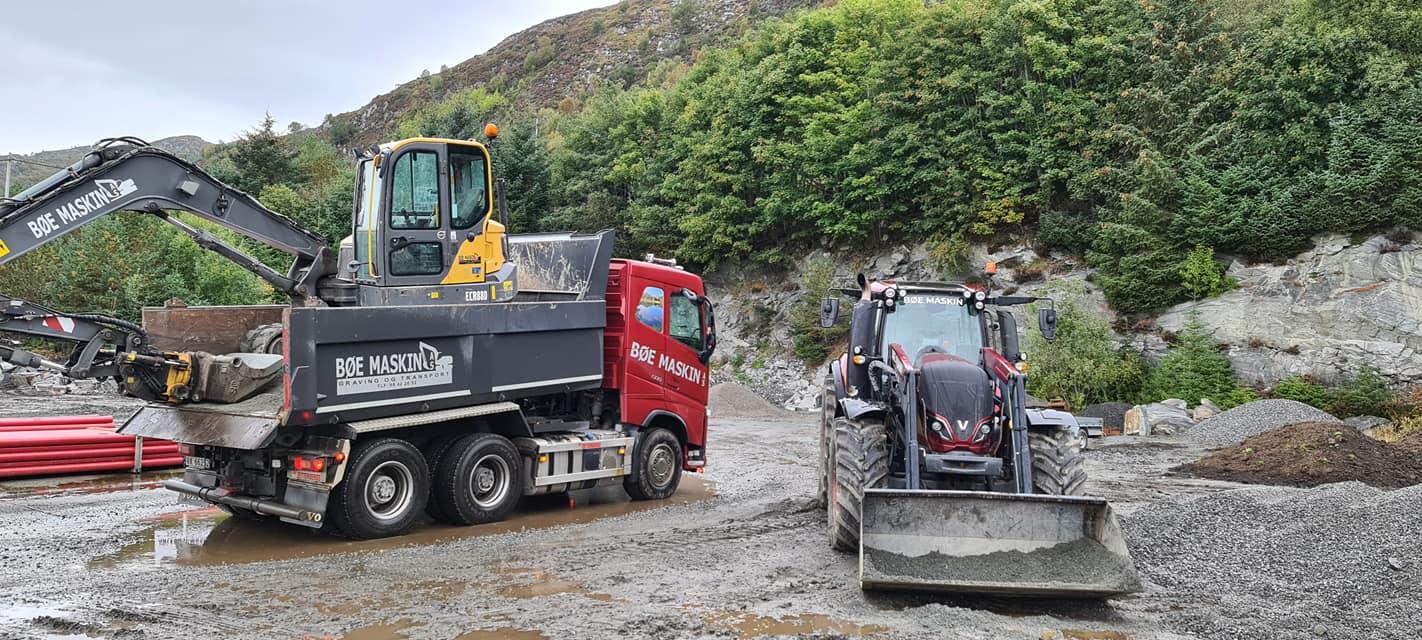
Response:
344,135,515,304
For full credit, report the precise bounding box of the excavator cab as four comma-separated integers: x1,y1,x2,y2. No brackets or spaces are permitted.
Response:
349,138,515,302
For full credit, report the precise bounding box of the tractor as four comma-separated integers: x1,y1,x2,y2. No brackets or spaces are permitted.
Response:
816,271,1138,596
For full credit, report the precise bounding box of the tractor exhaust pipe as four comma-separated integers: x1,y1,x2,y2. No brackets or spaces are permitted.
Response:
859,489,1140,597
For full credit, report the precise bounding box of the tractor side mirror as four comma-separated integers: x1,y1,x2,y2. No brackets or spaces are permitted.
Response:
819,298,840,328
1039,308,1058,341
998,311,1021,362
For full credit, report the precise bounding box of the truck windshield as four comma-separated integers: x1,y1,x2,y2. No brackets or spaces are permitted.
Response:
881,298,983,363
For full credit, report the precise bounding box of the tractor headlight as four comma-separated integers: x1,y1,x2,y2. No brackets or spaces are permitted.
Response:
884,286,899,300
974,301,985,310
974,423,992,442
974,290,986,301
932,419,947,433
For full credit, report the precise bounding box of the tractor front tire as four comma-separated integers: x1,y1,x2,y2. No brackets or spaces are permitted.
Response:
239,323,284,355
816,375,836,509
829,417,888,553
1028,426,1087,496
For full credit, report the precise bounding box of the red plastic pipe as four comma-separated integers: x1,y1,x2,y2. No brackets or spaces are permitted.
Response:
0,416,114,428
0,429,141,448
0,445,179,464
0,456,185,479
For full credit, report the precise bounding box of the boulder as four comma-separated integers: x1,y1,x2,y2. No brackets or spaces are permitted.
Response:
1343,415,1391,431
1125,402,1195,436
1193,398,1222,422
1157,232,1422,386
1161,398,1188,410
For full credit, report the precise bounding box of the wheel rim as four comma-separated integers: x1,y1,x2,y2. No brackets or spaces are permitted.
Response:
365,460,415,522
468,453,511,509
647,442,677,489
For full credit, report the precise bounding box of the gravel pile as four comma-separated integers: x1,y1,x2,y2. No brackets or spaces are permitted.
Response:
708,383,796,420
1187,399,1339,445
1126,482,1422,639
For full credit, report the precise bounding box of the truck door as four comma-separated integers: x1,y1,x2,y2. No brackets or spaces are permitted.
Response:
666,290,712,437
625,282,668,411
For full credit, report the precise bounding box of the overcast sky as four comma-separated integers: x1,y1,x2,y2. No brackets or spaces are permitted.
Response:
1,0,614,155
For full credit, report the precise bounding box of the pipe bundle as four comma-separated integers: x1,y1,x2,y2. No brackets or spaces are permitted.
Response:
0,416,181,478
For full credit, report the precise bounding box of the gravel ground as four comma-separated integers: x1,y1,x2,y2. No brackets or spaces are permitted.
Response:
1188,399,1340,445
0,385,1411,639
1125,481,1422,640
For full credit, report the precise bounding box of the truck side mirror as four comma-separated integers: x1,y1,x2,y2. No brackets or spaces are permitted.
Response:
1039,308,1058,341
819,298,840,328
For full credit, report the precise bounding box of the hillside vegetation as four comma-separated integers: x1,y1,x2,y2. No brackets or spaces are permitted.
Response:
505,0,1419,313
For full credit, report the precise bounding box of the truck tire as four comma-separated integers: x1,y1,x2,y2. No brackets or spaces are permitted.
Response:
625,427,682,501
816,374,835,509
433,433,523,525
239,323,284,355
422,435,460,523
1028,426,1087,496
829,417,887,552
327,438,429,539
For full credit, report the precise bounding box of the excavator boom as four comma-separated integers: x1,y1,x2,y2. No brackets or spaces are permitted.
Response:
0,138,334,298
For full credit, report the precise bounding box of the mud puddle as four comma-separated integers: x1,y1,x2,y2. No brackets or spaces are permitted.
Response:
91,477,714,569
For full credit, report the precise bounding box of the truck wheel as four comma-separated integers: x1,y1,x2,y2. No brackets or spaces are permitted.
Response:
433,433,523,525
829,417,887,552
625,427,682,501
816,375,836,509
327,438,429,539
422,435,460,522
239,323,283,355
1028,426,1087,496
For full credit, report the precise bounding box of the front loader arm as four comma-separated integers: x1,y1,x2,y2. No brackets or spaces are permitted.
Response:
0,138,334,299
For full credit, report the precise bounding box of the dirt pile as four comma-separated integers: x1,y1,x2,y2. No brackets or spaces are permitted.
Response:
1178,422,1422,488
1126,482,1422,640
708,383,796,420
1077,403,1131,435
1187,399,1339,445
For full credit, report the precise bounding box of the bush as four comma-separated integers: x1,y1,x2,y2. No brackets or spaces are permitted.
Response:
1140,313,1248,406
1024,298,1145,410
1273,374,1332,410
1328,366,1395,418
1179,245,1236,300
788,256,847,364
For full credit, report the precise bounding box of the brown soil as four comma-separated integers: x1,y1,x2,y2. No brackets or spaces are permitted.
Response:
1397,431,1422,453
1178,422,1422,489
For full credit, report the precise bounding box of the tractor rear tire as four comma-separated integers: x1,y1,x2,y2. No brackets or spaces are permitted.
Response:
1027,426,1087,496
239,323,284,355
816,375,836,509
828,417,888,552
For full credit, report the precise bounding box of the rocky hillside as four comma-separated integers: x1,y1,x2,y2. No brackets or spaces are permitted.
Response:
707,231,1422,408
325,0,821,145
2,135,210,193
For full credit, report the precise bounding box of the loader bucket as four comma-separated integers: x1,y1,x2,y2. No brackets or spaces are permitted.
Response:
859,489,1140,597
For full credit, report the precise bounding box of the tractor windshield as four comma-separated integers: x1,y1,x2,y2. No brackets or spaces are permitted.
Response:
881,296,984,363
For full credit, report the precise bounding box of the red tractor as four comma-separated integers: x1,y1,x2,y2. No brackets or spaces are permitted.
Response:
817,273,1138,596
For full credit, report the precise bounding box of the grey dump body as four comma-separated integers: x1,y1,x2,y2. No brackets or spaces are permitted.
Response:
121,230,616,449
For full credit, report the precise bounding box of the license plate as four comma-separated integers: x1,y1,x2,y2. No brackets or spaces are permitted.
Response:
287,470,325,485
184,456,213,470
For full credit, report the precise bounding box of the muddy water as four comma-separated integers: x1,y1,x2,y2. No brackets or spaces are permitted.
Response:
90,476,714,570
0,469,180,498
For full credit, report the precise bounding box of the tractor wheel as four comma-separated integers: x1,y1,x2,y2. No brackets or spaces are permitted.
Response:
434,433,524,525
816,374,836,509
327,438,429,539
625,428,682,501
1027,426,1087,496
829,417,888,552
239,323,284,355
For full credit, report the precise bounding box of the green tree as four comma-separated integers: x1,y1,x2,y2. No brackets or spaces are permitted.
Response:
1140,313,1247,406
1025,298,1145,409
229,113,299,194
787,257,849,364
1179,245,1235,300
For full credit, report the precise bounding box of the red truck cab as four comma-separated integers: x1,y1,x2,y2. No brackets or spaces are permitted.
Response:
603,259,716,471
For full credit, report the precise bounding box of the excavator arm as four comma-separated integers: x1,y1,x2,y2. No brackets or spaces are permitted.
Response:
0,138,324,403
0,137,335,297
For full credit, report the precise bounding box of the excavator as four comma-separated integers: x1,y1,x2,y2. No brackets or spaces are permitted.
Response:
0,132,720,539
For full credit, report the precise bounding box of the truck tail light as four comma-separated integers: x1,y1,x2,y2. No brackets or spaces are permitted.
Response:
177,443,196,456
292,455,327,472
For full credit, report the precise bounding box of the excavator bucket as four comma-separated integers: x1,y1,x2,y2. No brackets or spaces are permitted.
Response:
859,489,1140,597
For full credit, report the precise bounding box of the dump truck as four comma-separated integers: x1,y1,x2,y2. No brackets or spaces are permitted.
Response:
817,273,1139,597
0,134,717,538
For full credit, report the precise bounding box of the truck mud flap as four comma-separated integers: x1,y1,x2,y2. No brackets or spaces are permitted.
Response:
118,403,280,450
859,489,1141,597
